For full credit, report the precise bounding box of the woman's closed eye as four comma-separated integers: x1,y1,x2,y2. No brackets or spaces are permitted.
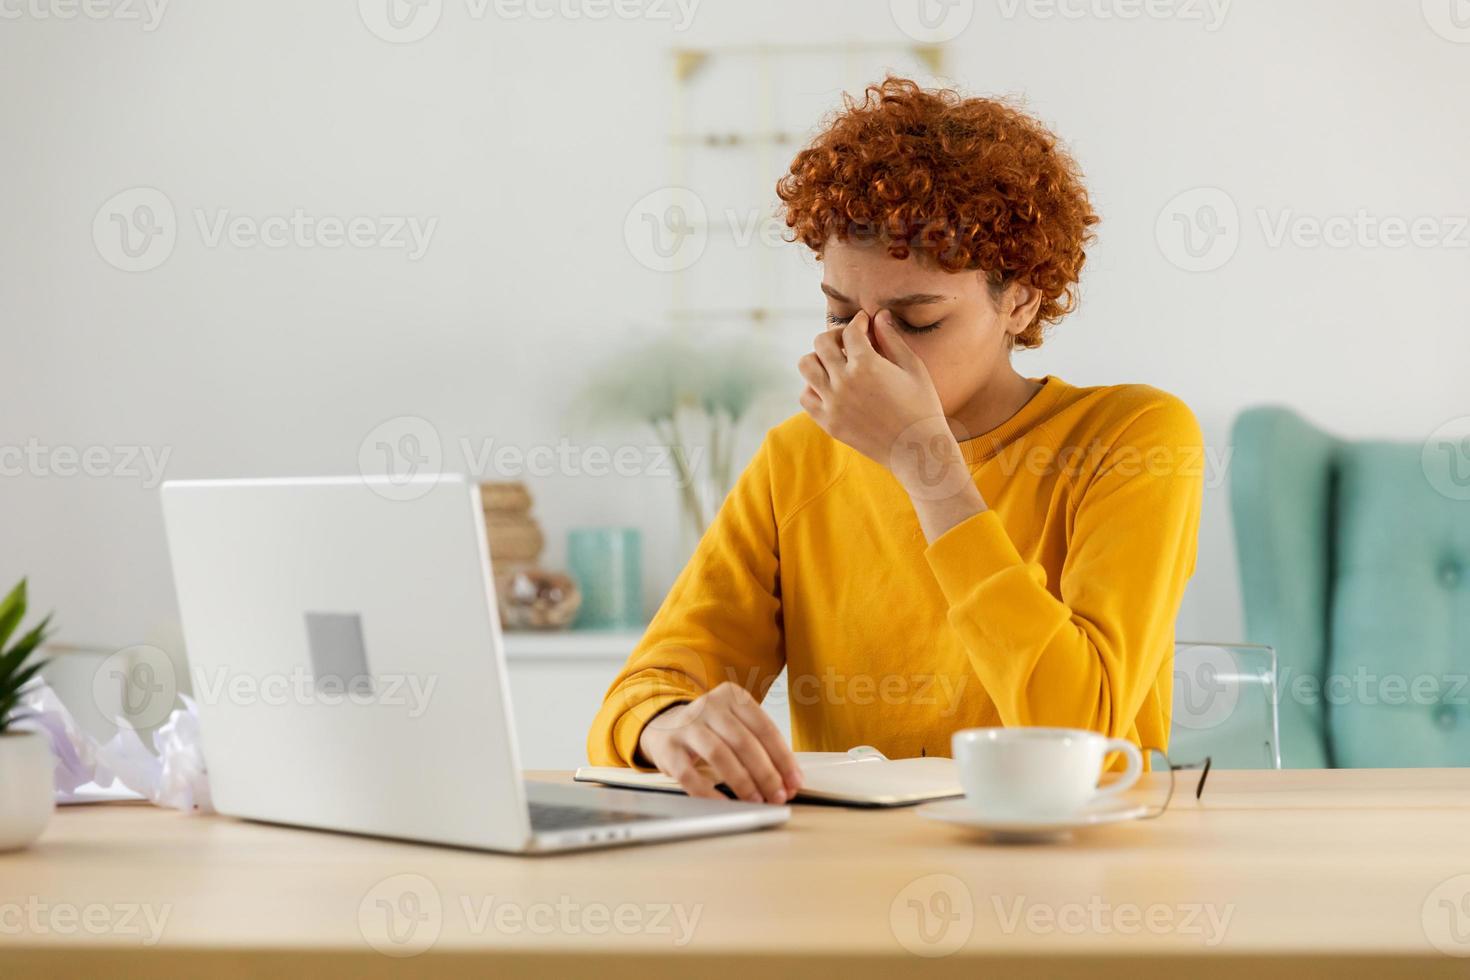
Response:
825,312,942,335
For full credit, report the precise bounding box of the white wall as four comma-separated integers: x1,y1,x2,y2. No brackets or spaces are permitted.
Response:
3,0,1466,660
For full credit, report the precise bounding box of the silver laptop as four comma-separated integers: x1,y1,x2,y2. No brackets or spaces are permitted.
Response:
159,474,788,853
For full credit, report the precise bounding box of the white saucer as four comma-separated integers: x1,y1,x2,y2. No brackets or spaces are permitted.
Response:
917,797,1151,842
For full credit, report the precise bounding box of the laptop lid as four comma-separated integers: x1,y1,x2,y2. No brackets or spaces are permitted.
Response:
160,474,533,851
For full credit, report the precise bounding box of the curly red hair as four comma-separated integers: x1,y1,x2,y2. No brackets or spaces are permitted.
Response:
777,76,1099,348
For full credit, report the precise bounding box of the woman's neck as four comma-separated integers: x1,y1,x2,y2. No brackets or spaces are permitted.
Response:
948,364,1043,442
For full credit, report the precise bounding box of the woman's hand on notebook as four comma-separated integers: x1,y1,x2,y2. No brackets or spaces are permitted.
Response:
638,683,803,804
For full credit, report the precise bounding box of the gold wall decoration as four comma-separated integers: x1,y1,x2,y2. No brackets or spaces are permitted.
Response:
665,42,950,332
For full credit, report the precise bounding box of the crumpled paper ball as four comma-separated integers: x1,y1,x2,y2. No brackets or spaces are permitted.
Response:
17,681,214,814
17,681,111,796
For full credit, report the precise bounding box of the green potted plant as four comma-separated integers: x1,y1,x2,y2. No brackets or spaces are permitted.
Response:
0,579,54,851
576,333,785,542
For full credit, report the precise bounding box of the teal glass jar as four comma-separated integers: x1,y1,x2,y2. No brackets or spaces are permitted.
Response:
567,528,643,630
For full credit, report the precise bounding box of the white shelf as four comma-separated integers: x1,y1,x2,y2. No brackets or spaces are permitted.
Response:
501,629,643,661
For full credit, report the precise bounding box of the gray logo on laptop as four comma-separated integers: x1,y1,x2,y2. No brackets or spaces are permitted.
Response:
305,612,374,697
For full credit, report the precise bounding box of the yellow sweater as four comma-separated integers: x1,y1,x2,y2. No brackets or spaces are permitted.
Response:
587,376,1204,767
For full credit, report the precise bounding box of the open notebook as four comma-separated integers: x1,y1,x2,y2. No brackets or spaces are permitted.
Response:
575,746,963,808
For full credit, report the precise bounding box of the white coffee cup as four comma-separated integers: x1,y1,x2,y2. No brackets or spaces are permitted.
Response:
951,727,1144,818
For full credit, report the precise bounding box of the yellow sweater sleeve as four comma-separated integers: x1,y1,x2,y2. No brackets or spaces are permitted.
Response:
586,440,786,768
923,401,1203,741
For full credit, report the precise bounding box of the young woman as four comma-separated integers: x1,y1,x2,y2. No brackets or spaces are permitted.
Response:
588,76,1203,804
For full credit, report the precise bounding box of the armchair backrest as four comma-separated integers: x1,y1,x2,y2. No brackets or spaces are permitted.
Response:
1230,407,1470,768
1229,408,1336,767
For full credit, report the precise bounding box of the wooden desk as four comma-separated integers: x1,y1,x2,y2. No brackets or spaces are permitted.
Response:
4,768,1469,978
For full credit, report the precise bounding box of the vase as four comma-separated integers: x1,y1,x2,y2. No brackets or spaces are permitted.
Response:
0,731,54,851
683,469,739,562
567,528,643,630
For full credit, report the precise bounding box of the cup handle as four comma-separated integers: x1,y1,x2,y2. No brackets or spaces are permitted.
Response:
1090,739,1144,803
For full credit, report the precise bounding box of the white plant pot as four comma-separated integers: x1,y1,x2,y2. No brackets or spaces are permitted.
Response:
0,731,54,851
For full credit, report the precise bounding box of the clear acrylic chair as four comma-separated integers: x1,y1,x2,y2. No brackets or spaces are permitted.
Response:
1170,642,1282,769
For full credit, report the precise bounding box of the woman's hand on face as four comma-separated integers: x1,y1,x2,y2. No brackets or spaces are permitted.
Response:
637,682,803,804
798,310,962,492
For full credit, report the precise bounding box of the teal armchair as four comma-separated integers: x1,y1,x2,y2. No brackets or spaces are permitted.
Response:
1230,407,1469,768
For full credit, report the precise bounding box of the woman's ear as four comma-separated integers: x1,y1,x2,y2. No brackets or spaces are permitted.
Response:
1002,282,1043,339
